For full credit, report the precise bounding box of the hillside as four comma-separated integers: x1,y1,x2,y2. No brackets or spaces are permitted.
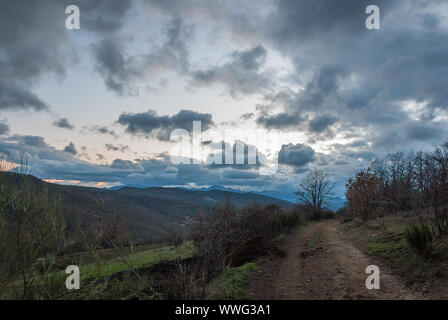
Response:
0,172,293,242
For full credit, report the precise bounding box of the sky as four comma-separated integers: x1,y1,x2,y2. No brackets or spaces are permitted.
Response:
1,0,448,202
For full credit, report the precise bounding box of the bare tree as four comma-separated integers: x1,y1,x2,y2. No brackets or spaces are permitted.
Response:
0,175,68,299
295,168,335,209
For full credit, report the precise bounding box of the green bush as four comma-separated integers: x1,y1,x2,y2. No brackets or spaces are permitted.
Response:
274,209,303,232
405,220,433,258
206,262,260,299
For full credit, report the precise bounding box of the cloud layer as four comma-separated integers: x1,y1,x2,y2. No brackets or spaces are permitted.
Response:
1,0,448,204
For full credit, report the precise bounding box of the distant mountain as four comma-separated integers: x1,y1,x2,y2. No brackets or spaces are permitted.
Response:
115,184,346,210
252,190,346,211
106,185,125,191
326,196,347,211
178,185,245,193
0,173,292,243
251,190,296,204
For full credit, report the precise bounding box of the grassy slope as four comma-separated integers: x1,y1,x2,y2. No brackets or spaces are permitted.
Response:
343,215,448,287
206,263,261,299
79,242,193,280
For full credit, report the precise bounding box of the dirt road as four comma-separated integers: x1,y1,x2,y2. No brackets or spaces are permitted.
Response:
248,220,421,300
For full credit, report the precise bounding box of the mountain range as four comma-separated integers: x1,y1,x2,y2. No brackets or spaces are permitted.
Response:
0,173,293,243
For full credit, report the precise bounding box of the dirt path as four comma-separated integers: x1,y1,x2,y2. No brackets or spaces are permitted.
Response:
248,220,421,300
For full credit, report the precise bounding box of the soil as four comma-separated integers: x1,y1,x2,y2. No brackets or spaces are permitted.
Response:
225,235,286,268
248,220,423,300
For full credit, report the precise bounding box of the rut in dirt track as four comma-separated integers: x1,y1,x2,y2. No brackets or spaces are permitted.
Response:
248,220,420,300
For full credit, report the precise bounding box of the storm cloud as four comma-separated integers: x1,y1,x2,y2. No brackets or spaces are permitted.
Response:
53,118,74,130
278,143,315,168
0,0,132,111
3,0,448,204
192,45,273,97
64,142,77,155
0,122,9,136
92,17,193,95
118,109,214,141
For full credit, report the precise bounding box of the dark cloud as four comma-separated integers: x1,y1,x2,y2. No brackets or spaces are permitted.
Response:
0,80,50,111
255,90,306,130
149,17,193,74
0,135,75,166
267,0,397,48
118,109,214,141
75,0,131,35
64,142,77,155
0,122,9,136
308,114,338,133
256,111,303,130
192,45,272,97
0,130,295,196
370,119,448,153
0,133,280,189
406,121,442,142
92,38,130,95
222,169,260,180
110,159,143,171
0,0,132,111
75,0,132,94
244,0,448,166
92,18,193,95
278,143,315,167
17,136,48,149
0,1,67,111
240,113,254,121
105,144,129,152
52,118,74,130
141,0,265,42
3,0,448,201
300,65,346,111
257,65,346,131
84,125,118,138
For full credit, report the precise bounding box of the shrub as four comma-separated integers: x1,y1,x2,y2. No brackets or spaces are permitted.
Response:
359,208,370,221
341,216,353,224
432,207,448,237
322,210,335,220
164,259,207,300
167,232,184,248
0,175,69,299
405,220,433,258
190,203,245,279
190,203,303,281
311,209,322,221
275,209,303,231
242,204,282,239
